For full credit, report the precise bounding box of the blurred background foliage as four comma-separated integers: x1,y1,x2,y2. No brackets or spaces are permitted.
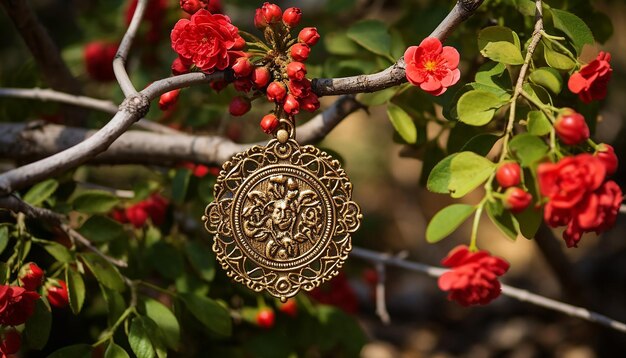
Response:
1,0,626,356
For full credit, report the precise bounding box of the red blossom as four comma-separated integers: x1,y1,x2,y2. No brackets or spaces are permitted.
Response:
596,143,619,175
290,43,310,62
0,329,21,356
568,52,612,103
45,280,69,308
554,108,590,145
113,194,169,228
278,299,298,317
299,93,320,113
282,7,302,27
438,245,509,306
0,285,40,326
308,272,358,313
256,308,275,329
496,162,521,188
171,57,192,75
503,187,532,213
260,114,279,134
171,10,242,73
229,96,251,116
84,41,118,82
252,67,271,88
266,82,287,102
298,27,320,47
158,89,181,111
18,263,44,292
404,37,460,96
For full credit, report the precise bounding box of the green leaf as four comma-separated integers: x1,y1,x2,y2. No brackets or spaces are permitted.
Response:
486,201,520,240
527,110,551,136
72,190,120,214
529,67,562,94
427,152,495,198
129,317,156,358
144,298,180,350
24,299,52,349
478,26,524,65
550,9,594,56
387,103,417,144
460,134,501,156
357,87,397,106
542,41,575,70
426,204,476,243
172,169,191,205
148,241,184,280
77,215,124,243
346,20,391,57
80,252,126,292
513,0,536,16
475,62,511,92
141,316,168,358
0,262,8,284
42,241,73,263
105,343,130,358
23,179,58,206
0,226,8,256
185,241,216,282
180,293,232,336
508,133,549,167
47,344,92,358
457,90,507,126
102,286,127,327
515,206,542,240
482,42,524,65
324,32,359,55
66,266,85,315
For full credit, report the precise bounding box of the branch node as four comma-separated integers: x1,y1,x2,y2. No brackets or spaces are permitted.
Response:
119,94,150,119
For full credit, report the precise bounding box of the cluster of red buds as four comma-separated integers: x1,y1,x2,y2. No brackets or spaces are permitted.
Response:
227,3,321,134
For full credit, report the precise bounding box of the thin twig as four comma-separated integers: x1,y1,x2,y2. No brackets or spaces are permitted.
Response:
374,262,391,324
64,224,128,268
350,247,626,334
114,0,147,96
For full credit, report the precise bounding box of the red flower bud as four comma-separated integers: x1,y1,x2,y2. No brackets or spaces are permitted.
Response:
252,67,271,88
126,205,149,228
282,7,302,27
232,36,246,51
283,94,300,115
46,280,69,308
278,298,298,317
254,8,268,29
260,114,279,134
210,79,228,92
288,78,311,98
261,2,282,24
290,43,310,62
503,187,532,213
0,329,21,356
171,57,191,75
298,27,320,46
496,162,521,188
233,78,253,93
84,41,118,82
266,82,287,102
232,57,253,78
158,89,181,111
256,308,275,329
596,143,618,175
207,0,222,13
554,108,590,145
286,62,306,81
19,263,44,291
229,96,251,116
299,93,320,112
180,0,203,14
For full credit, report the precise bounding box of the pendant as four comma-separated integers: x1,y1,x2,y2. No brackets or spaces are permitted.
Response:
202,121,362,302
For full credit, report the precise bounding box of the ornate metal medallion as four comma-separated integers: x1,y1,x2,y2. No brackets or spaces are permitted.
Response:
202,127,362,301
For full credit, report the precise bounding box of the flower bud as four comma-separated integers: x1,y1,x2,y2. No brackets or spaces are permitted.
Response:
84,41,118,82
158,89,181,111
171,57,191,75
596,144,619,175
180,0,203,14
503,187,532,213
46,280,69,308
254,8,268,29
300,93,320,112
19,263,44,291
256,308,275,329
261,2,282,24
554,108,590,145
252,67,271,88
288,78,311,98
278,298,298,317
298,27,320,46
282,7,302,27
229,96,251,116
496,162,521,188
260,114,279,134
232,36,246,51
210,79,228,92
232,57,253,78
290,43,310,62
0,329,21,355
286,62,306,81
266,81,287,102
283,94,300,115
233,78,253,93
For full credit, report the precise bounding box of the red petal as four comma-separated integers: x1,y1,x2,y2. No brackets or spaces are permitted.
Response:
440,46,460,68
419,37,442,54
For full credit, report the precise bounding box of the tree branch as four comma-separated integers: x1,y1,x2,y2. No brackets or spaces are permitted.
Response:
350,247,626,334
310,0,485,96
0,95,362,166
114,0,147,96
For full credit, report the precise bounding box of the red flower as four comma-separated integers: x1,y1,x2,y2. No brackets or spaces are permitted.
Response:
282,7,302,27
256,308,275,329
278,299,298,317
290,43,310,62
171,57,191,75
596,143,619,175
114,194,169,228
0,329,21,356
0,285,40,326
568,52,612,103
228,96,251,116
308,272,358,313
503,187,532,213
404,37,460,96
18,263,44,292
260,114,279,134
266,82,287,102
539,154,623,247
298,27,320,47
45,280,69,308
171,9,242,73
299,93,320,113
554,108,590,145
288,78,311,98
84,41,118,82
158,89,181,111
438,246,509,306
251,67,270,88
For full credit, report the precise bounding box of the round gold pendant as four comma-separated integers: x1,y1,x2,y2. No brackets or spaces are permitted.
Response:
202,137,362,301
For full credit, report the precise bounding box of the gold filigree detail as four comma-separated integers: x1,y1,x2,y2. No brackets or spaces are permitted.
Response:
202,139,362,301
